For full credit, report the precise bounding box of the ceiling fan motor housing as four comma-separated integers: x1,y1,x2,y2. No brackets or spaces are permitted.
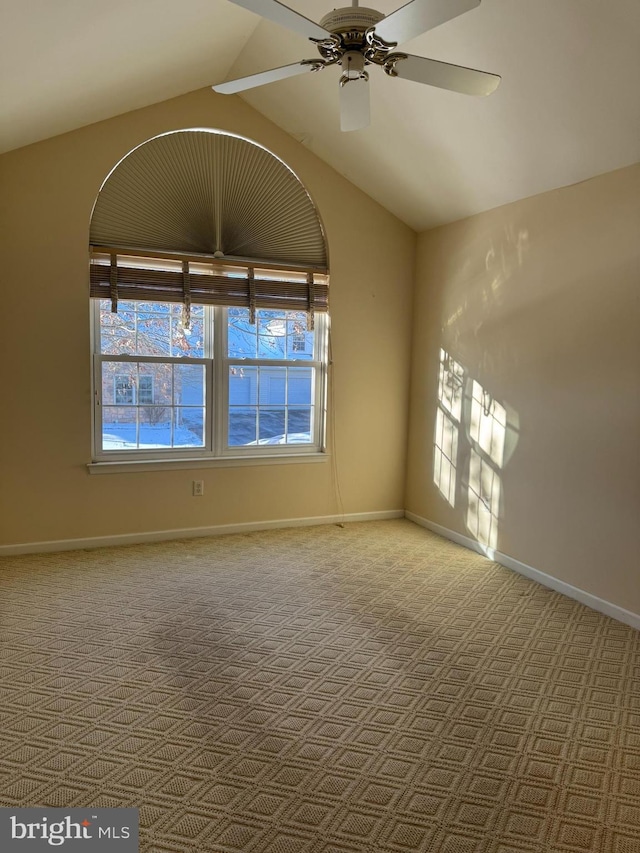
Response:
320,7,384,37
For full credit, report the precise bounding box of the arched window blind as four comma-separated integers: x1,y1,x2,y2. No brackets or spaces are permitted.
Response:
89,129,328,319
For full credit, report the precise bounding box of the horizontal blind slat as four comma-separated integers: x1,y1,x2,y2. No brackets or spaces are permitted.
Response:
90,258,328,312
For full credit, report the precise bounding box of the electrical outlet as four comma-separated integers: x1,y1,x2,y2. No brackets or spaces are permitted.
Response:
192,480,204,497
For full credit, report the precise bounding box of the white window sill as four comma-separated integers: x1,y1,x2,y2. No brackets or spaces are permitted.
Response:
87,452,329,474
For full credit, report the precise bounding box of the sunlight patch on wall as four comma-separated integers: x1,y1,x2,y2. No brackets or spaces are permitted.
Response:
438,349,464,420
469,380,507,468
432,347,516,555
466,384,506,552
432,225,525,553
467,448,502,552
433,349,465,507
434,408,458,507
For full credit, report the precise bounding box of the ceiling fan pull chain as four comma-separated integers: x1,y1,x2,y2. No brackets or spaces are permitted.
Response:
340,51,369,86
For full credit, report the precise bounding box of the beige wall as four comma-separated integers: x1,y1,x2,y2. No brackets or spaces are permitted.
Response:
0,88,415,546
405,163,640,614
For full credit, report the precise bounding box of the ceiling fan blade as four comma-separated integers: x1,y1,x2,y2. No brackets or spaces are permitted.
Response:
391,53,500,96
224,0,332,40
213,61,322,94
340,78,370,132
374,0,480,47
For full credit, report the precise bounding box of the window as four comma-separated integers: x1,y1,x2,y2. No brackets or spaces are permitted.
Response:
113,374,154,405
92,299,327,460
138,375,154,405
88,130,330,464
114,375,134,405
292,333,307,353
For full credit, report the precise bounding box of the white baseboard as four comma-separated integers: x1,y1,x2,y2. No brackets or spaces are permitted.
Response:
0,510,405,557
405,511,640,631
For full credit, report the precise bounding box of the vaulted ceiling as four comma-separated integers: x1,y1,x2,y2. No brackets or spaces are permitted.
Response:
2,0,639,230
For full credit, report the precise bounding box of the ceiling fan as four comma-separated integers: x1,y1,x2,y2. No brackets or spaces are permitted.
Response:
212,0,500,131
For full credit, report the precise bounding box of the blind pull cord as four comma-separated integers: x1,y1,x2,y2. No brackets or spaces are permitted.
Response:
182,260,191,330
248,268,256,325
109,254,118,313
307,272,315,331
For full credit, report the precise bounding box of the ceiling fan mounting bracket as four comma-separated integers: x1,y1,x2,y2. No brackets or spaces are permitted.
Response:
312,37,344,64
364,27,398,58
382,53,409,77
301,58,333,72
312,28,396,69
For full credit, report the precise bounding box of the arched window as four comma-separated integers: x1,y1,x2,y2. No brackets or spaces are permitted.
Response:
89,129,329,462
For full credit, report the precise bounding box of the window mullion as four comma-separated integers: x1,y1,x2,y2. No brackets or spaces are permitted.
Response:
135,371,140,448
100,354,205,365
91,300,101,355
284,365,289,439
92,355,101,458
314,313,328,449
169,364,174,449
226,359,322,371
213,307,226,455
256,366,261,445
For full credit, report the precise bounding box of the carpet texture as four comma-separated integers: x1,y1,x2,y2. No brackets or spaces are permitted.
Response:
0,519,638,852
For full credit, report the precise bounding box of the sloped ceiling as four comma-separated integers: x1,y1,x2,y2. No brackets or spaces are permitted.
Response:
0,0,259,152
2,0,639,230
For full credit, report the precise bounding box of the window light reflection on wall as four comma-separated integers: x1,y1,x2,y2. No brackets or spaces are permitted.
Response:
433,349,465,507
466,384,506,552
469,380,507,468
432,347,512,554
467,448,502,551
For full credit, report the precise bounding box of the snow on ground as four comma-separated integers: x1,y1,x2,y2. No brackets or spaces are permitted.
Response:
103,414,312,449
103,424,203,449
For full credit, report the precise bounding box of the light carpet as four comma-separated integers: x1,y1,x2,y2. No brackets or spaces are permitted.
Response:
0,519,638,852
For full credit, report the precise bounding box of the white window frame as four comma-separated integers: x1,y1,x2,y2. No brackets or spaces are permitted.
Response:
91,301,328,463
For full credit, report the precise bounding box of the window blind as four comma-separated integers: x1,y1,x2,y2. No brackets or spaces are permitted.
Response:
89,129,328,268
90,251,329,317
